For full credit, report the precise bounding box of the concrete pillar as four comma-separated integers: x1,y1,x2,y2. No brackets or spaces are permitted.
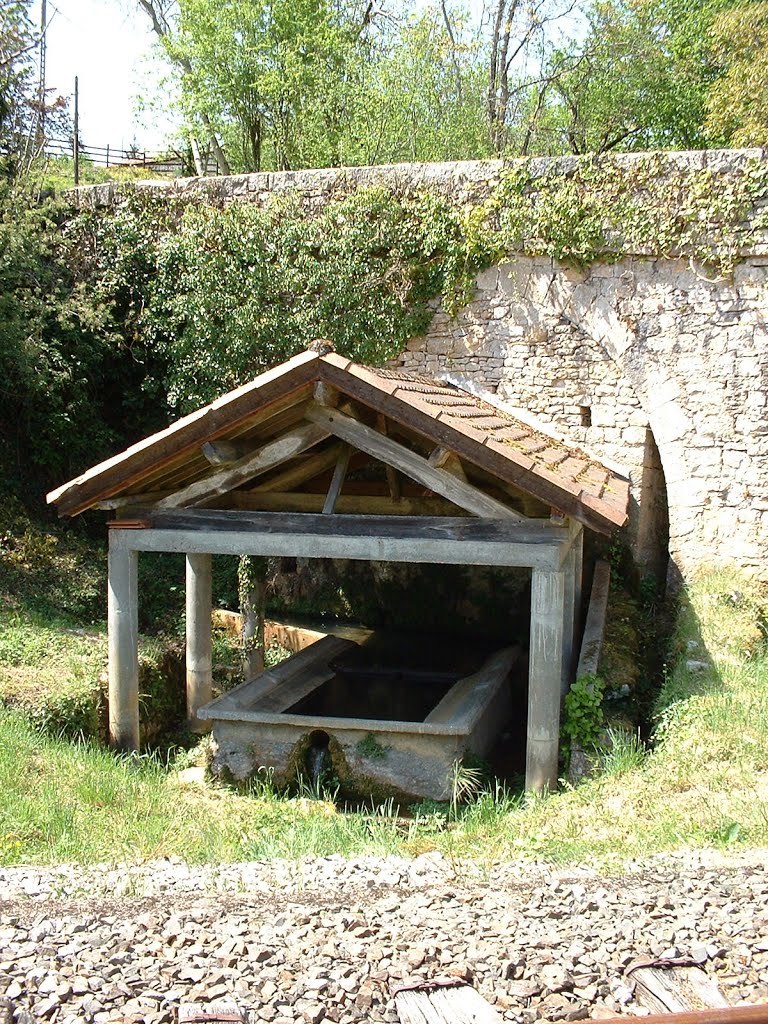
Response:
526,568,565,794
107,539,139,751
186,552,213,729
561,526,584,693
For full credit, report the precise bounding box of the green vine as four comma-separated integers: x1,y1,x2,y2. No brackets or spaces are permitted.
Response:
54,153,768,422
237,555,268,660
562,673,606,752
487,155,768,274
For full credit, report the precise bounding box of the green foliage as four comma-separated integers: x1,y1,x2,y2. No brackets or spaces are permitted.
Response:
492,155,768,273
706,1,768,146
530,0,739,155
142,0,488,173
355,732,389,760
0,496,105,620
597,727,646,777
563,674,606,751
0,1,35,177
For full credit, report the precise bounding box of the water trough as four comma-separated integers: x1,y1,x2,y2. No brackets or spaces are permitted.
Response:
200,632,520,800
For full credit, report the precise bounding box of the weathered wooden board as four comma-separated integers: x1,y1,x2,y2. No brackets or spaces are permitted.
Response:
178,1003,245,1023
394,981,502,1024
306,403,523,521
159,422,330,508
630,964,731,1015
48,352,320,515
230,492,468,517
108,509,569,569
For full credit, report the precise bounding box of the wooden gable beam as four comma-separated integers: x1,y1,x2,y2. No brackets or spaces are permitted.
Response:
256,443,344,494
376,413,401,501
428,446,468,482
158,422,330,508
48,352,321,516
305,404,523,521
322,445,351,514
201,440,252,466
316,357,625,534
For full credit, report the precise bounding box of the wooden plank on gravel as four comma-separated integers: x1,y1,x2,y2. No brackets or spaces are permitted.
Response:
629,961,731,1015
178,1003,245,1023
393,979,502,1024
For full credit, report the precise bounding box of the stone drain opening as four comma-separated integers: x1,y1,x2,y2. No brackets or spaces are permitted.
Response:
306,729,331,788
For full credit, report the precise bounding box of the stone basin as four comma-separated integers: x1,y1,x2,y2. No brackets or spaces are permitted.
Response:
199,632,519,800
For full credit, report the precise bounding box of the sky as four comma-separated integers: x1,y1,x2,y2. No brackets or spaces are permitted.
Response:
35,0,521,156
37,0,178,152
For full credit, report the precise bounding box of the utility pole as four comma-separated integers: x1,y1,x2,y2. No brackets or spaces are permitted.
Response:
73,76,79,185
37,0,47,144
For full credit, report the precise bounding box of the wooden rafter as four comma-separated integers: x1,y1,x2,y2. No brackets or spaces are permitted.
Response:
158,422,330,508
322,445,351,514
255,443,345,494
305,404,523,521
230,491,468,516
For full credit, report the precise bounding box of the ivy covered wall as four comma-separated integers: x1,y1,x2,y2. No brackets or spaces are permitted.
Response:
60,149,768,581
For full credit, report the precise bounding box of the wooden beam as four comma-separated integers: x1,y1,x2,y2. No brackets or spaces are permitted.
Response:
313,381,339,407
158,422,330,508
317,359,625,534
230,491,468,516
107,539,139,751
376,413,401,501
526,568,565,794
322,445,351,514
97,492,170,509
49,351,321,516
257,444,344,493
305,404,523,521
428,446,468,482
201,440,251,466
109,509,569,569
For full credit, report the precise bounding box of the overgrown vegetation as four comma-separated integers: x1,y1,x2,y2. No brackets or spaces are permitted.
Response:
0,568,765,866
3,153,766,510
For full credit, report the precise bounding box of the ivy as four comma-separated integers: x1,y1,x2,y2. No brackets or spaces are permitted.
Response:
488,155,768,273
562,673,606,752
8,153,764,502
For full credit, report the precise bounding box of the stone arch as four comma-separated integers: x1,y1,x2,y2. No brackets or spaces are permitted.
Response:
397,256,698,578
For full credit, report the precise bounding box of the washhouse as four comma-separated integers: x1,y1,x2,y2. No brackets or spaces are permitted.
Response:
48,346,629,796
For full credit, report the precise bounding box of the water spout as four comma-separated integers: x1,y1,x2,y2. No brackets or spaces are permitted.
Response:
306,730,331,790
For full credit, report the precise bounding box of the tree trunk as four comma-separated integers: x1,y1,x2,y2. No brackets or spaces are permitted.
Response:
239,555,266,680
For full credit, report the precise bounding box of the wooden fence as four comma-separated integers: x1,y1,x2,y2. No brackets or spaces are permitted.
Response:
45,137,220,178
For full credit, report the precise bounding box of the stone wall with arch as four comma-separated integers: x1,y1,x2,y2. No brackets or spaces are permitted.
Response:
397,253,768,581
75,148,768,580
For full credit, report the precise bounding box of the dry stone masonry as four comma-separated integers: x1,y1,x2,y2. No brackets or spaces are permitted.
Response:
73,149,768,581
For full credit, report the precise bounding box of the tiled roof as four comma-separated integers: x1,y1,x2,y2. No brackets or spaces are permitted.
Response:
48,349,629,532
321,358,629,531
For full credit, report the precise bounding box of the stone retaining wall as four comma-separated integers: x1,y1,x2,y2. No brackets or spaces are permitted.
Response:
397,250,768,581
72,149,768,580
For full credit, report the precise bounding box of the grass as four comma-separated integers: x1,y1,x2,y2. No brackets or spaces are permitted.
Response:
0,566,765,868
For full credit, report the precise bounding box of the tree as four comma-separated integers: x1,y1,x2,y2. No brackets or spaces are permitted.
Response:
0,0,35,174
134,0,382,173
487,0,577,154
136,0,231,174
350,3,489,165
706,0,768,146
526,0,733,154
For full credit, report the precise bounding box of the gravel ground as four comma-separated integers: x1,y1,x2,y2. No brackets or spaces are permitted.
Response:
1,849,768,1024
